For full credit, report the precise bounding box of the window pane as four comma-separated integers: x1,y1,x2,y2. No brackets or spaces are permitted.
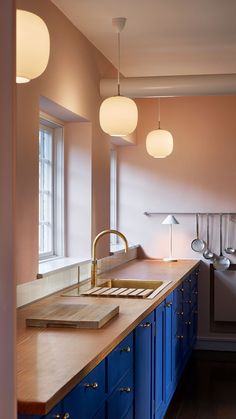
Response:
39,126,53,256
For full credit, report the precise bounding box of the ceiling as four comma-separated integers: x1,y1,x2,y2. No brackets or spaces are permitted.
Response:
51,0,236,78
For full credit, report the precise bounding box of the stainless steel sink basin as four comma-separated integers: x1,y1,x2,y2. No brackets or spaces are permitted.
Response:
63,279,172,299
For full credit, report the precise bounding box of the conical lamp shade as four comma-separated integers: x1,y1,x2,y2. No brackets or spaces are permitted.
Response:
146,129,173,158
99,95,138,136
162,215,179,225
16,10,50,83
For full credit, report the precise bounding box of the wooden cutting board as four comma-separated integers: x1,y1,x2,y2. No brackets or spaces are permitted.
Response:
26,302,119,329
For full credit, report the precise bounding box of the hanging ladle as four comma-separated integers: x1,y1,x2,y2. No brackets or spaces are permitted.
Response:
191,213,206,252
225,214,236,254
213,213,230,271
203,213,214,260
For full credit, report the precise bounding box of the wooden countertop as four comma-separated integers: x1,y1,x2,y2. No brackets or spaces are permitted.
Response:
17,259,199,415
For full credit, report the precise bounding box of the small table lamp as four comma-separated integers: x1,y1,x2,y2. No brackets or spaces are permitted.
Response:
162,214,179,262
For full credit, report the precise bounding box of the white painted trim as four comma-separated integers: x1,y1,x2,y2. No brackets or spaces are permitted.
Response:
196,336,236,351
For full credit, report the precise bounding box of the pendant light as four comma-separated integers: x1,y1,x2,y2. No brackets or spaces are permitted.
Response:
99,18,138,137
146,98,173,158
16,10,50,83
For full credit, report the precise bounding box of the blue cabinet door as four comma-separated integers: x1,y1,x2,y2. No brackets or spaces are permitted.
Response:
107,333,133,393
154,301,165,418
62,360,106,419
134,311,154,419
107,369,133,419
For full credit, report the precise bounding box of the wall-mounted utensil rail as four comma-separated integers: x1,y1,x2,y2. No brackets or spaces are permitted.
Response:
144,212,236,216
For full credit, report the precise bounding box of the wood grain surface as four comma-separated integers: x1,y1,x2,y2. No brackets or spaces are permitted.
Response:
17,259,199,415
26,302,119,329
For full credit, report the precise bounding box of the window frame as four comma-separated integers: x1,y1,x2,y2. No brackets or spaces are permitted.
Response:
39,116,64,261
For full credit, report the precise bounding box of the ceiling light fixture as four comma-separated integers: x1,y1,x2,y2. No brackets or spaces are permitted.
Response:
146,98,173,158
99,17,138,137
16,10,50,83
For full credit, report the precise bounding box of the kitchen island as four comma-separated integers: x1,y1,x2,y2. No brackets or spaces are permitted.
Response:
17,259,200,418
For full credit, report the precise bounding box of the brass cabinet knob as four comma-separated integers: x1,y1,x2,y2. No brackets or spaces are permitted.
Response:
176,335,184,339
119,387,131,393
121,346,131,353
139,321,151,328
84,382,98,389
165,302,172,308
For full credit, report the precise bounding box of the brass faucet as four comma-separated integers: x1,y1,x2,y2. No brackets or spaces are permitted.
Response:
91,229,128,288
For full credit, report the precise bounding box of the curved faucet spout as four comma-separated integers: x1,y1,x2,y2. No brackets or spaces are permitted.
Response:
91,229,128,287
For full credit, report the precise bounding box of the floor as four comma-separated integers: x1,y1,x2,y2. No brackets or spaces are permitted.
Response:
165,351,236,419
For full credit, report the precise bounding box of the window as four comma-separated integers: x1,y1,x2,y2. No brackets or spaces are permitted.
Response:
110,147,118,246
39,117,64,260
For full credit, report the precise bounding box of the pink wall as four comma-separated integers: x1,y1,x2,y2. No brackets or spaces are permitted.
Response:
117,96,236,339
0,1,16,417
65,122,92,259
16,0,116,283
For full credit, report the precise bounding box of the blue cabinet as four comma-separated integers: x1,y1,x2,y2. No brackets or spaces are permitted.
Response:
134,312,154,419
63,360,106,419
107,369,133,419
107,333,133,393
18,268,199,419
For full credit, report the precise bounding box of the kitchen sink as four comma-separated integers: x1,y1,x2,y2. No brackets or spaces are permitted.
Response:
63,279,172,299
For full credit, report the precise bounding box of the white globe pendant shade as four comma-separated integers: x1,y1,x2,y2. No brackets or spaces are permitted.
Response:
146,129,173,158
99,95,138,136
16,10,50,83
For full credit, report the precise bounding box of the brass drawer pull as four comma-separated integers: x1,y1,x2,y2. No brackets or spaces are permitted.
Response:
139,321,151,328
120,346,131,353
176,335,184,339
53,414,70,419
176,311,184,316
119,387,131,393
84,382,98,389
165,302,172,308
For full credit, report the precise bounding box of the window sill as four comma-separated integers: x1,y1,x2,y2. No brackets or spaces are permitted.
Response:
37,257,91,278
37,245,139,278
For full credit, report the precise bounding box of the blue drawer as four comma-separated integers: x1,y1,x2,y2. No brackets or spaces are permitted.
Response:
63,360,106,419
107,369,133,419
107,332,133,393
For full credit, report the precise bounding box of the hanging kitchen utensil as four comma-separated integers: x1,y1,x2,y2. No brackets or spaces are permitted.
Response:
225,214,236,254
191,213,206,252
203,213,214,260
213,213,230,271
